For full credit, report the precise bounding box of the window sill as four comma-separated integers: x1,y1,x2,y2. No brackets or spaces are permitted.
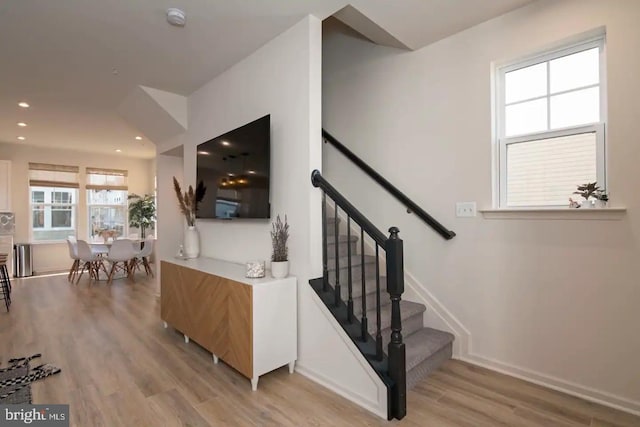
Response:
29,241,67,245
480,207,627,220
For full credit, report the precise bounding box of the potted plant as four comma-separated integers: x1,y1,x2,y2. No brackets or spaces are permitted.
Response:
270,214,289,278
593,189,609,208
173,177,206,258
573,182,600,208
128,193,156,238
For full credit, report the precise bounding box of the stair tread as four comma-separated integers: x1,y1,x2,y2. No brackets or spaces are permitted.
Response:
367,300,425,334
404,327,455,372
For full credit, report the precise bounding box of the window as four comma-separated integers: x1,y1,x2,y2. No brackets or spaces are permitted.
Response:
28,163,79,241
496,35,606,207
86,168,128,239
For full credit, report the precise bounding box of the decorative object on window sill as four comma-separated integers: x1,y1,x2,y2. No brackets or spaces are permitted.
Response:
245,260,265,278
128,193,156,238
593,189,609,208
573,182,600,209
568,198,580,208
270,214,289,279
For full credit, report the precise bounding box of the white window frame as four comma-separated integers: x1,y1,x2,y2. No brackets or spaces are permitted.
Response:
87,189,128,240
29,187,78,242
495,35,607,208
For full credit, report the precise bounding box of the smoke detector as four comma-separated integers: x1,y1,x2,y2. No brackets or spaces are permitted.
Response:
166,8,186,27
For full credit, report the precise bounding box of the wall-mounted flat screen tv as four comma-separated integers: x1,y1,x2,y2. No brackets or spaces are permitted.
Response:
196,115,270,219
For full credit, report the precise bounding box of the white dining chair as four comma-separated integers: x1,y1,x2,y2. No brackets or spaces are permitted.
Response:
105,239,138,284
75,240,104,284
66,237,81,282
132,236,155,277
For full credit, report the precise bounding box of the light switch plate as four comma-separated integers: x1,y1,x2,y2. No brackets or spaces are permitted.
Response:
456,202,477,217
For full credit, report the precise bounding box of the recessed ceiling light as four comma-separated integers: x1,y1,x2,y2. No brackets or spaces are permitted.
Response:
197,151,210,155
135,136,142,140
18,102,29,108
221,141,230,146
17,122,27,127
247,170,256,174
115,149,122,153
228,173,235,176
17,136,25,141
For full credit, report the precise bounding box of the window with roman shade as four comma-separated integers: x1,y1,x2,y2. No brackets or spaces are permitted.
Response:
85,168,128,239
29,163,79,242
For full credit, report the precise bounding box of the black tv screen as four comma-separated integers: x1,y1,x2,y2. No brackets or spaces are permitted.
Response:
196,115,270,219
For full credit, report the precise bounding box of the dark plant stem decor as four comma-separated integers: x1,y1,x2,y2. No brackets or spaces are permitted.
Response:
271,215,289,262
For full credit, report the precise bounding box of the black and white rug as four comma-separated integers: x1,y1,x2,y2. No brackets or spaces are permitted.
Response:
0,354,61,404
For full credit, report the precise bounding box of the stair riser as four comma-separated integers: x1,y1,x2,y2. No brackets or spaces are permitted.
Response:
407,343,453,390
326,241,359,258
328,263,378,284
377,313,424,349
352,291,391,318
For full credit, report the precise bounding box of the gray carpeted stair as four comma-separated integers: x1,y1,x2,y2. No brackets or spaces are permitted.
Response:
324,216,454,391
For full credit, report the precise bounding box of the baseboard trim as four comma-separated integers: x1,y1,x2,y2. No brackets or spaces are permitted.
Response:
296,363,387,419
459,353,640,417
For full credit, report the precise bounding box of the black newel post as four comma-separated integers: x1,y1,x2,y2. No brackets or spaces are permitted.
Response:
386,227,406,420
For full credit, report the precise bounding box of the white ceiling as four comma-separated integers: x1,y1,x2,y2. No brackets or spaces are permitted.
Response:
0,0,535,159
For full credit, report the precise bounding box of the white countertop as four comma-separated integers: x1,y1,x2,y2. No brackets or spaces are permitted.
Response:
162,256,292,287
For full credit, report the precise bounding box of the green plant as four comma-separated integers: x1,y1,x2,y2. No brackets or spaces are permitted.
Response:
573,182,600,201
128,193,156,238
594,189,609,202
173,177,206,227
270,215,289,262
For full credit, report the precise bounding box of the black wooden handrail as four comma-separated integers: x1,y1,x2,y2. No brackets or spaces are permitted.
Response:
312,170,387,246
322,129,456,240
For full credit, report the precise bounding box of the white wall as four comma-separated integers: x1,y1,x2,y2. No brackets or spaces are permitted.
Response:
323,0,640,414
0,142,154,273
156,16,389,417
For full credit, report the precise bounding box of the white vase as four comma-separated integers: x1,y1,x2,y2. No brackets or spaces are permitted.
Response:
581,200,594,209
596,199,607,208
271,261,289,279
184,226,200,258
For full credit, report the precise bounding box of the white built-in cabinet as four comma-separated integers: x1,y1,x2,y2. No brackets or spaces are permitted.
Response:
0,160,11,211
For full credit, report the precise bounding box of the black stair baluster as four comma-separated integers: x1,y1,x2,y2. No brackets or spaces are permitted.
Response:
375,244,383,361
360,227,367,342
322,191,329,292
347,216,354,323
334,203,341,307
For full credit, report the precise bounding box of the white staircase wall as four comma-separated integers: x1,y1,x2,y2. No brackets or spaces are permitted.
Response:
155,15,388,418
323,0,640,415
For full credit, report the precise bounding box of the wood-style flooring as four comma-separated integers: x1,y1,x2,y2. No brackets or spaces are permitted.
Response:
0,271,638,426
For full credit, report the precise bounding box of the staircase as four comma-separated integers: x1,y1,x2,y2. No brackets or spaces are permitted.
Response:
311,215,454,386
311,131,456,420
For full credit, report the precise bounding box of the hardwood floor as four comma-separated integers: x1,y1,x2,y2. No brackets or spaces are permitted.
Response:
1,272,638,426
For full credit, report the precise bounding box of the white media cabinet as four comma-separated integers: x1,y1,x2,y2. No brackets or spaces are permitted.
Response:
160,257,297,390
